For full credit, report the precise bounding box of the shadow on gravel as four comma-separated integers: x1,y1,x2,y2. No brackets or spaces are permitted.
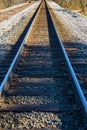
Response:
45,3,84,129
53,8,78,18
63,42,87,89
0,5,39,83
0,2,85,129
0,3,39,61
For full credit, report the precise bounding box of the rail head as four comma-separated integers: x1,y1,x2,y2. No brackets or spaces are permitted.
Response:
0,0,42,95
46,0,87,116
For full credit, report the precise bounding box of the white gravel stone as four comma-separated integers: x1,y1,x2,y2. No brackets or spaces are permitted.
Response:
0,1,41,44
0,111,82,129
47,0,87,44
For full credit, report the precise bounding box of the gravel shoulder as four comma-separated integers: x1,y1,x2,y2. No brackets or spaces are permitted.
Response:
0,1,85,129
47,0,87,45
0,1,41,45
0,1,41,59
0,2,34,22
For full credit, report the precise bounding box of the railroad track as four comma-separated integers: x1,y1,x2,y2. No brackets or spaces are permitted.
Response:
0,0,86,129
0,2,33,22
47,0,87,125
64,43,87,92
0,2,41,85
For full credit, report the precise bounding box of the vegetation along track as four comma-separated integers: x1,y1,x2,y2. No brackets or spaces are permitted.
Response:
0,2,32,22
0,0,86,129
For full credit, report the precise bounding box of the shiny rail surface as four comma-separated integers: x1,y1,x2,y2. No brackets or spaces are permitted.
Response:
0,1,42,95
46,0,87,121
0,0,86,128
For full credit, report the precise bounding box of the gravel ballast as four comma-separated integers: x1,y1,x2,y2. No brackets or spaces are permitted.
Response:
0,1,41,61
0,1,85,129
47,0,87,44
0,111,83,129
0,1,41,44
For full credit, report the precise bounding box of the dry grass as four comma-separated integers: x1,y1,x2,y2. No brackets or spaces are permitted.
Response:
0,0,29,9
82,11,87,16
0,3,4,9
0,3,32,22
55,0,87,16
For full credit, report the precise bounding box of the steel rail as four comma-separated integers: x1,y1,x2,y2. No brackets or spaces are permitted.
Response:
46,0,87,115
0,0,42,95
